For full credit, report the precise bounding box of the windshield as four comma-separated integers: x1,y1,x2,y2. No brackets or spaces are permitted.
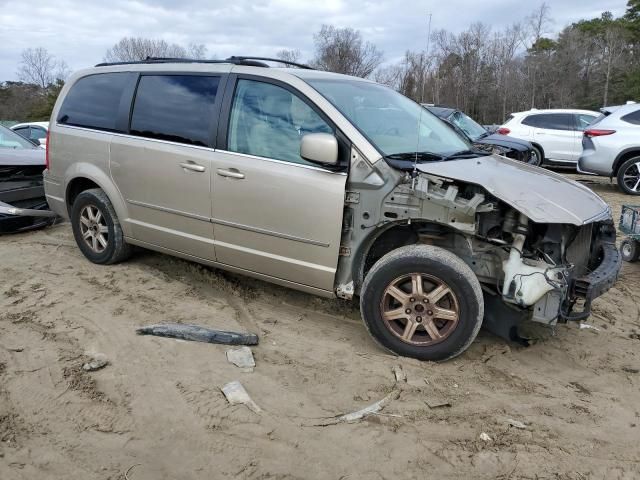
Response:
449,111,487,141
305,78,469,157
0,125,37,149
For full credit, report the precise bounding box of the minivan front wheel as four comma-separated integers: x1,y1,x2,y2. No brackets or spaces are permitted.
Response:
71,188,132,264
360,245,484,361
617,157,640,195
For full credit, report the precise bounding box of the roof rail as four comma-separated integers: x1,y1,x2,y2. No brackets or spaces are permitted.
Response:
226,56,314,70
95,56,314,70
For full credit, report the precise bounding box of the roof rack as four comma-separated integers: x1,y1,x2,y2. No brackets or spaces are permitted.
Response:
95,56,314,70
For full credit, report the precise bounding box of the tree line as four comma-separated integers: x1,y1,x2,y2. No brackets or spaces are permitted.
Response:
2,1,639,124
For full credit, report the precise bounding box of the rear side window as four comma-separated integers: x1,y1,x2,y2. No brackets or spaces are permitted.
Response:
621,109,640,125
58,73,131,132
522,113,574,131
504,114,514,124
575,114,597,130
130,75,220,146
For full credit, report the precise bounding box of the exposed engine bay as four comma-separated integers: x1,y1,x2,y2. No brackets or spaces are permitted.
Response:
338,151,621,345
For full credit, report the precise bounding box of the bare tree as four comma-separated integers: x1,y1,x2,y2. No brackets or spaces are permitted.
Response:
312,25,383,77
277,49,302,64
104,37,208,62
17,48,67,89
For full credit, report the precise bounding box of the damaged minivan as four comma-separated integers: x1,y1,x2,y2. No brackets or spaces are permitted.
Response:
44,57,621,360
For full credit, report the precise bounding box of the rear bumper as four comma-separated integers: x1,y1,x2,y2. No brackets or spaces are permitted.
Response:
578,139,614,176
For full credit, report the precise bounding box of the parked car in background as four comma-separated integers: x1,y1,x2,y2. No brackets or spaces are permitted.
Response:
498,109,599,166
578,103,640,195
11,121,49,148
425,106,538,164
0,125,56,233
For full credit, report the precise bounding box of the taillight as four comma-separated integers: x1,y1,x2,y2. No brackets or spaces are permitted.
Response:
497,127,510,135
584,129,616,137
45,130,50,170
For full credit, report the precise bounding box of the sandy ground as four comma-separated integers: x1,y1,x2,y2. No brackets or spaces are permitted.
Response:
1,172,640,480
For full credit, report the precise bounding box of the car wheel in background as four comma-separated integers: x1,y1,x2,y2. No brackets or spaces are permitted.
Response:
528,146,543,166
617,157,640,195
620,238,640,262
360,245,484,361
71,188,133,264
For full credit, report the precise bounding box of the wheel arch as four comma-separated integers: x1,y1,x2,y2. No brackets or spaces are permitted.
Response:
63,164,131,236
530,142,545,162
612,148,640,176
351,220,461,295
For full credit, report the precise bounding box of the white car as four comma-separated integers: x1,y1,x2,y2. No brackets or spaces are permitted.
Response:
10,121,49,148
498,109,599,166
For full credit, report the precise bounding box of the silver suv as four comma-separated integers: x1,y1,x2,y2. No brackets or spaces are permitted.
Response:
578,103,640,195
44,57,621,361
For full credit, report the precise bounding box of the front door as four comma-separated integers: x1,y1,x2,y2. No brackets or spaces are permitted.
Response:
110,74,223,260
211,77,347,291
533,113,576,162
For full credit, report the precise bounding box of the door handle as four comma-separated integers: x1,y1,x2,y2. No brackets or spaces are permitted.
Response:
179,162,206,172
217,168,245,179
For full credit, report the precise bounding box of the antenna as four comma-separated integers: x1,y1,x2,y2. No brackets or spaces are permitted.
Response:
420,13,432,104
414,12,433,184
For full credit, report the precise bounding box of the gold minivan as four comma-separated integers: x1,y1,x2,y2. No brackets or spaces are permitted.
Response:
44,57,621,361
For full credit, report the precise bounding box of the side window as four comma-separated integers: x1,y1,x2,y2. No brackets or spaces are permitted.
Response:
621,109,640,125
58,73,131,132
523,113,573,131
13,127,29,138
227,79,332,165
575,114,597,130
130,75,220,146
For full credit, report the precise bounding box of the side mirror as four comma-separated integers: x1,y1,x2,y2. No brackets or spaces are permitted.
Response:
300,133,338,166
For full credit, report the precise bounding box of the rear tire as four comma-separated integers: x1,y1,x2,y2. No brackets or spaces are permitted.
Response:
360,245,484,361
616,157,640,195
70,188,132,265
620,238,640,263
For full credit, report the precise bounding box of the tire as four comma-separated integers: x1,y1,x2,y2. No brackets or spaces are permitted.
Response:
360,245,484,361
528,145,543,166
616,157,640,195
620,238,640,263
70,188,132,265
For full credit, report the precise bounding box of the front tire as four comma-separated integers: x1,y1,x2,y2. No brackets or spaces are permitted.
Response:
71,188,132,265
616,157,640,195
528,145,543,166
360,245,484,361
620,238,640,262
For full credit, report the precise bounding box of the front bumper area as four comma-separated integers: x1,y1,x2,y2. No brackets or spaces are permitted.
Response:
561,241,622,321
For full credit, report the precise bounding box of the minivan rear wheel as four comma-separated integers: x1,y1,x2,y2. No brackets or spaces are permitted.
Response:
360,245,484,361
616,157,640,195
71,188,132,264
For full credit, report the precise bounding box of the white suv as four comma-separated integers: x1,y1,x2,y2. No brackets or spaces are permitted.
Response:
498,109,599,165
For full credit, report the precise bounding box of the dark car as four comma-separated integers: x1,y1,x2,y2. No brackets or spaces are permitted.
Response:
0,125,56,233
424,106,539,165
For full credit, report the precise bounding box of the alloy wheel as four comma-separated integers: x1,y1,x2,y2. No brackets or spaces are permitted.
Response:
380,273,460,346
79,204,109,253
622,161,640,192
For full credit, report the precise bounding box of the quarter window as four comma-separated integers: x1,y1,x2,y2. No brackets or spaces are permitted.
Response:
621,109,640,125
58,73,132,132
575,114,597,130
227,79,332,165
130,75,220,146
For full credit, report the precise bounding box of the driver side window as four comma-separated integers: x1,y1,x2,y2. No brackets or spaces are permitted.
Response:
227,79,332,166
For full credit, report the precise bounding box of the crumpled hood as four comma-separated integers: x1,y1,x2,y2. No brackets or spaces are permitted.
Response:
475,134,531,152
0,148,45,166
417,155,610,225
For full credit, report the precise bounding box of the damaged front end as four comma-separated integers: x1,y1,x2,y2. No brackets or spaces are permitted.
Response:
0,165,57,234
366,155,622,344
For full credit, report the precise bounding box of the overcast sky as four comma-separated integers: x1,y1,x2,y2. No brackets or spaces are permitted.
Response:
0,0,628,82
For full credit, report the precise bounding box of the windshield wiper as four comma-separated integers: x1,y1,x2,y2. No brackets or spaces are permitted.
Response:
442,149,491,161
383,151,445,163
